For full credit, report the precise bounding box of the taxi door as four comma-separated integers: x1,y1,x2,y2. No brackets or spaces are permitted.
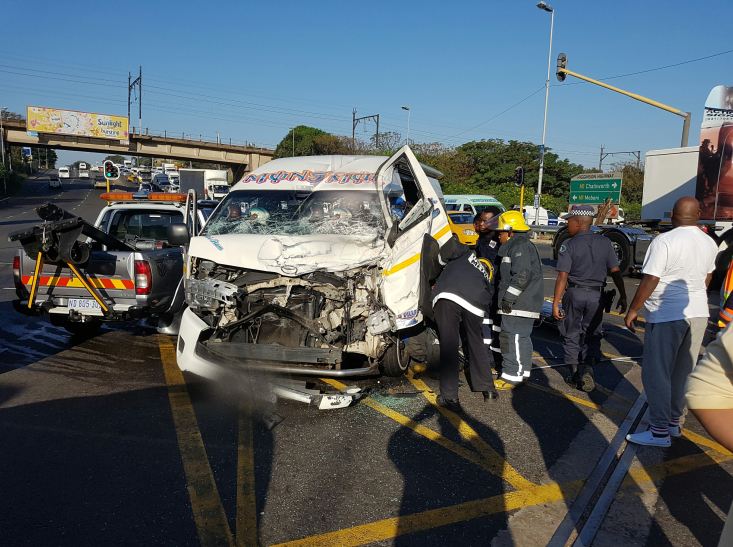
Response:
378,146,452,330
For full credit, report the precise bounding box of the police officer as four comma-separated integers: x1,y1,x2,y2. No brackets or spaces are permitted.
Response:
432,237,498,411
493,210,544,389
552,205,628,392
474,207,503,374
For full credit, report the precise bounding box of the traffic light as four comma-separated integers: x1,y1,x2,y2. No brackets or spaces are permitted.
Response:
556,53,567,82
103,160,119,180
514,166,524,187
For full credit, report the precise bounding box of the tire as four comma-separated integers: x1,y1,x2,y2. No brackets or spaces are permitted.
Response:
553,229,571,260
603,231,630,273
405,328,440,369
380,340,410,377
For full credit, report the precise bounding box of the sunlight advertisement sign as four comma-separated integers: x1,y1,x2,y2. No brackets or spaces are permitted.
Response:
696,86,733,220
26,106,129,142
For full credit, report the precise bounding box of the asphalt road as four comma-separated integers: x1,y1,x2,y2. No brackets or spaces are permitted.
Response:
0,178,731,546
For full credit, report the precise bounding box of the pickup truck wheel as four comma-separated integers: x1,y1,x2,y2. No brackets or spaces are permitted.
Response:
604,231,630,273
380,341,410,377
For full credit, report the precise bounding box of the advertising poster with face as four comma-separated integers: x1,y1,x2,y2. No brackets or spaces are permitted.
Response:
696,85,733,219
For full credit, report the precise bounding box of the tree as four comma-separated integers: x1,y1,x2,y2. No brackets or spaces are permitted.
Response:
104,154,127,164
274,126,332,158
370,131,403,154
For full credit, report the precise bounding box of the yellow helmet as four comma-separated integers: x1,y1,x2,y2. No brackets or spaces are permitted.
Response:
495,210,530,232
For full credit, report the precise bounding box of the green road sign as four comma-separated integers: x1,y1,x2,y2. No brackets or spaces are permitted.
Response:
569,173,622,204
569,190,622,204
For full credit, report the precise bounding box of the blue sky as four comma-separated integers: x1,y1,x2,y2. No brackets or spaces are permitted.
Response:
1,0,731,169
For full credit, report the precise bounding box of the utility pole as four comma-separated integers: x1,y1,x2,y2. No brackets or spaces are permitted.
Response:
292,127,295,157
128,67,142,136
352,110,381,149
599,147,641,171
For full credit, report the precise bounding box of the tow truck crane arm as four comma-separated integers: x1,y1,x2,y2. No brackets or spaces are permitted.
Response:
8,203,135,315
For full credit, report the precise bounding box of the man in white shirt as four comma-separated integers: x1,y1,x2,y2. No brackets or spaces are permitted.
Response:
624,196,718,447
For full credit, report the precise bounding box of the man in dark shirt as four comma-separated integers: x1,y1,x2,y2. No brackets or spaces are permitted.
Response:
474,207,503,374
552,205,627,392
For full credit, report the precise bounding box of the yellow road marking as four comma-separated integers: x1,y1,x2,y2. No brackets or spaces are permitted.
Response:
236,410,258,547
406,372,536,490
275,447,733,547
524,381,626,418
682,429,733,456
625,449,733,487
158,337,235,547
273,480,579,547
321,378,509,476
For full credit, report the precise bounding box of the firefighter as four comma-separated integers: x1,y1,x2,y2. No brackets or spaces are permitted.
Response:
492,210,544,389
474,208,504,375
432,237,498,412
552,205,628,392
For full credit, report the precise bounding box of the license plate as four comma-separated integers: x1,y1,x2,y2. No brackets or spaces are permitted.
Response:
67,298,102,312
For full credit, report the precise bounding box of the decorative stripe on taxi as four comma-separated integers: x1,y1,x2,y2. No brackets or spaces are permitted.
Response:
22,275,134,290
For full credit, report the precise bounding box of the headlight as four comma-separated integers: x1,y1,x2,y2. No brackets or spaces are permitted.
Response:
463,229,477,236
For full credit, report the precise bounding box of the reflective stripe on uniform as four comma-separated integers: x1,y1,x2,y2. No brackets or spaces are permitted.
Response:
492,325,501,332
432,292,485,317
507,286,522,296
502,256,511,263
483,318,493,325
515,334,523,377
501,372,524,382
498,309,540,319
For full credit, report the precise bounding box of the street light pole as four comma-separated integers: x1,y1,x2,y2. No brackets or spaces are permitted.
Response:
535,1,554,226
401,106,411,145
0,107,6,194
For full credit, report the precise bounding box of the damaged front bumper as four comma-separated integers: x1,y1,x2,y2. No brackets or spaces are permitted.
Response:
176,308,373,408
176,307,380,379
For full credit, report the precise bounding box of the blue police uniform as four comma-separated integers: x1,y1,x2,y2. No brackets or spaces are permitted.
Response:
556,212,619,381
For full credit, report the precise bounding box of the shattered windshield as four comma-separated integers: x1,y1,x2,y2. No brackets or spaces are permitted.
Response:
202,189,385,237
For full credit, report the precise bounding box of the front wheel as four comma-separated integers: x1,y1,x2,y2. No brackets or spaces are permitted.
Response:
380,340,410,377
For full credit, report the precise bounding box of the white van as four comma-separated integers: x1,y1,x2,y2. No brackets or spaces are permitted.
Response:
523,205,549,226
444,195,505,217
58,167,70,179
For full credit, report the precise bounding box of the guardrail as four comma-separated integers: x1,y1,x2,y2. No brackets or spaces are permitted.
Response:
530,224,562,234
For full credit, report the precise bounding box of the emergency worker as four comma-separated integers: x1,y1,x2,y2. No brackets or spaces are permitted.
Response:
492,210,544,388
432,237,498,412
552,205,628,392
474,207,504,373
718,258,733,327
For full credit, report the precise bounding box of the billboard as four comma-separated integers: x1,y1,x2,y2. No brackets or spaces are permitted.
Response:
26,106,129,142
696,85,733,220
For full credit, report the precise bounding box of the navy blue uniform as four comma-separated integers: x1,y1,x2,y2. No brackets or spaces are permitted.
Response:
475,234,502,370
556,232,619,373
432,239,496,401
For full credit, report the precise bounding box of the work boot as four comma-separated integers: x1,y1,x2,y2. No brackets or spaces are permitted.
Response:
564,365,580,388
579,362,596,393
436,395,463,413
494,378,521,391
482,390,499,401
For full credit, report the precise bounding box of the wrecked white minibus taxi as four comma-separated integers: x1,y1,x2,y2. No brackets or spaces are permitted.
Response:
174,148,451,406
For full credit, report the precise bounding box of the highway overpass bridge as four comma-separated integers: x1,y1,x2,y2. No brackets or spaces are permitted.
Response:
2,119,274,178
